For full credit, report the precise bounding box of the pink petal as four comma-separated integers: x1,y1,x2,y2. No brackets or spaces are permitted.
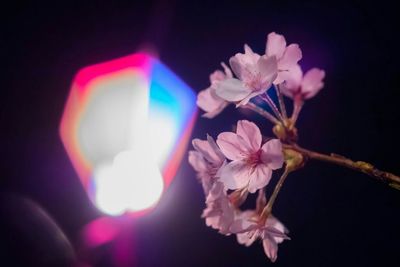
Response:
281,64,303,95
209,70,225,83
201,103,228,119
205,181,225,202
230,211,258,234
219,197,235,234
257,55,278,88
215,78,251,102
263,236,278,262
265,215,289,241
229,55,248,81
219,160,250,190
229,46,260,81
236,120,262,151
197,88,227,118
247,165,272,193
217,132,250,160
301,68,325,99
278,44,302,71
261,139,284,170
266,32,287,59
221,62,233,78
207,134,226,163
264,226,290,244
243,44,260,64
188,150,208,173
193,138,222,165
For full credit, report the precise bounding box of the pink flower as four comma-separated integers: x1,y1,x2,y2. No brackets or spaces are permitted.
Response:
202,181,235,235
197,63,232,118
188,135,226,195
216,120,284,193
231,211,289,262
215,45,278,106
281,64,325,100
265,32,302,85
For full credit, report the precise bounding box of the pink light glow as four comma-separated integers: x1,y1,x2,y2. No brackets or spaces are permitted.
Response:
60,52,197,219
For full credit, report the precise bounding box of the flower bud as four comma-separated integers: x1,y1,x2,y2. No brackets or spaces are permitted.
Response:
283,148,305,171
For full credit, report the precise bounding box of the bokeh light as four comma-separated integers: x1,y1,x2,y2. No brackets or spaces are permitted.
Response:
60,53,197,216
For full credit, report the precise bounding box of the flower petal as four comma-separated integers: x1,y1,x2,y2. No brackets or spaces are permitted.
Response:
219,160,250,190
280,64,303,98
230,210,258,234
236,120,262,151
221,62,233,78
266,32,287,59
258,55,278,88
261,139,284,170
188,150,208,173
217,132,250,160
278,44,302,71
206,181,225,202
247,165,272,193
215,78,251,102
301,68,325,99
206,134,226,163
209,70,226,83
193,138,222,164
263,236,278,262
197,88,227,118
265,215,289,241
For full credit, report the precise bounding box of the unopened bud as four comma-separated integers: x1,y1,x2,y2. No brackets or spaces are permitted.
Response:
284,148,305,171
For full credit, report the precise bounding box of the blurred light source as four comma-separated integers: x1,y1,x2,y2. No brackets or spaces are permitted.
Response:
60,53,197,216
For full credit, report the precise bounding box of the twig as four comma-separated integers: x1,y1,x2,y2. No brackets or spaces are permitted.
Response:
284,144,400,189
260,168,290,220
275,84,288,121
291,98,304,125
259,93,285,123
241,102,281,125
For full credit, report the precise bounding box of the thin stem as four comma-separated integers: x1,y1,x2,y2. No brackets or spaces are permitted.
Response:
291,98,304,125
259,93,285,123
284,144,400,189
275,84,288,121
241,102,281,125
261,168,290,220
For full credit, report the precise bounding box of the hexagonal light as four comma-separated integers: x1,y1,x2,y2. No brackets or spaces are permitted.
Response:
60,53,197,216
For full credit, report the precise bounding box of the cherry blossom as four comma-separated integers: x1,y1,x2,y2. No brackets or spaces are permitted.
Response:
281,64,325,100
197,63,232,118
216,120,284,193
215,45,277,106
265,32,302,85
202,181,235,235
188,135,226,195
231,211,289,262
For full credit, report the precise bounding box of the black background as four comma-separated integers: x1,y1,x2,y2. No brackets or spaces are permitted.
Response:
1,0,400,266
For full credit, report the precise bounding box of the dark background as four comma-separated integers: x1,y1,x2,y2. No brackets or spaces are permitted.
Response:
1,0,399,266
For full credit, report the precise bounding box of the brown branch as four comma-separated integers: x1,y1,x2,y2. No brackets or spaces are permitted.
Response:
284,144,400,189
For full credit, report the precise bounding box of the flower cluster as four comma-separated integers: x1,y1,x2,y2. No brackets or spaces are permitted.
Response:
189,32,326,262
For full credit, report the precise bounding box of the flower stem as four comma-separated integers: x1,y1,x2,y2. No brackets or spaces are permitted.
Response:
284,144,400,189
260,93,285,123
260,168,290,220
275,84,288,121
291,98,304,125
242,102,281,125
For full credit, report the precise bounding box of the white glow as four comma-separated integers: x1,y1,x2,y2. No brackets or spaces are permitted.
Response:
94,149,164,215
147,113,176,166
